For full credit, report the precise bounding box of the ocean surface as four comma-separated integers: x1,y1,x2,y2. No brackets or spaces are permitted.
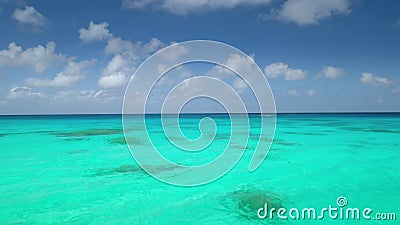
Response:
0,113,399,224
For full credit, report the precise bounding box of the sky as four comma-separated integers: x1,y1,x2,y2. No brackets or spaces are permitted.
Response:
0,0,399,114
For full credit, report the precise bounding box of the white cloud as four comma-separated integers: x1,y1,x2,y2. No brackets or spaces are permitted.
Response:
318,66,345,79
264,62,308,80
286,68,308,81
0,42,66,73
92,90,119,102
79,21,112,42
263,62,287,78
308,89,315,96
206,53,258,79
205,53,259,85
158,42,188,62
99,54,131,88
103,55,130,75
25,59,96,87
105,37,165,56
26,74,82,88
12,6,48,27
86,20,166,89
267,0,350,25
232,78,247,92
105,37,135,55
100,38,165,88
288,89,300,96
7,86,45,100
156,65,192,86
123,0,154,9
392,87,400,93
144,38,165,53
6,87,119,106
225,54,255,75
98,73,127,88
128,53,263,113
52,89,117,103
360,72,392,86
123,0,273,15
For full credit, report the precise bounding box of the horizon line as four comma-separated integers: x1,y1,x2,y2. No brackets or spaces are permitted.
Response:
1,111,400,116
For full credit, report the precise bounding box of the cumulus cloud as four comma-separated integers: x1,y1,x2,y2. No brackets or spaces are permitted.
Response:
100,38,166,88
7,86,44,100
99,53,132,88
156,65,192,86
264,62,308,80
360,72,392,86
224,54,256,75
122,0,273,15
12,6,48,27
26,74,82,88
265,0,350,25
127,52,262,113
79,21,112,42
206,53,257,79
98,73,127,89
0,42,65,73
52,89,117,103
144,38,165,53
318,66,345,79
25,59,96,87
81,21,167,89
232,78,247,92
203,53,260,92
105,37,165,56
105,37,135,55
307,89,315,96
123,0,155,9
6,87,118,106
158,42,188,62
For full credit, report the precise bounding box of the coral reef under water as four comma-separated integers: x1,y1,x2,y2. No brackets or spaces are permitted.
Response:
108,136,146,146
91,163,181,177
57,128,123,137
91,164,142,176
219,187,284,223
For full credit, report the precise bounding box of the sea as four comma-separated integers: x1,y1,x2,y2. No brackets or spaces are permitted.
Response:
0,113,399,224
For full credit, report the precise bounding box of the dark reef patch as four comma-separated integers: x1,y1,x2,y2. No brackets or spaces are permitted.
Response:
67,149,89,155
91,163,181,177
57,128,123,137
273,138,300,146
219,187,284,222
109,136,146,145
91,164,142,176
108,137,127,145
64,137,87,141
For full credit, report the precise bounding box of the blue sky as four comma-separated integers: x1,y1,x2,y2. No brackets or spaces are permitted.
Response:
0,0,399,114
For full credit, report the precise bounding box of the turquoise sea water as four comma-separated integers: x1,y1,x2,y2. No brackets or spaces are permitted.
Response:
0,114,399,224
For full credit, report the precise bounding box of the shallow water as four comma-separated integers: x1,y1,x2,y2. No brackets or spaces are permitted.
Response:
0,114,399,224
